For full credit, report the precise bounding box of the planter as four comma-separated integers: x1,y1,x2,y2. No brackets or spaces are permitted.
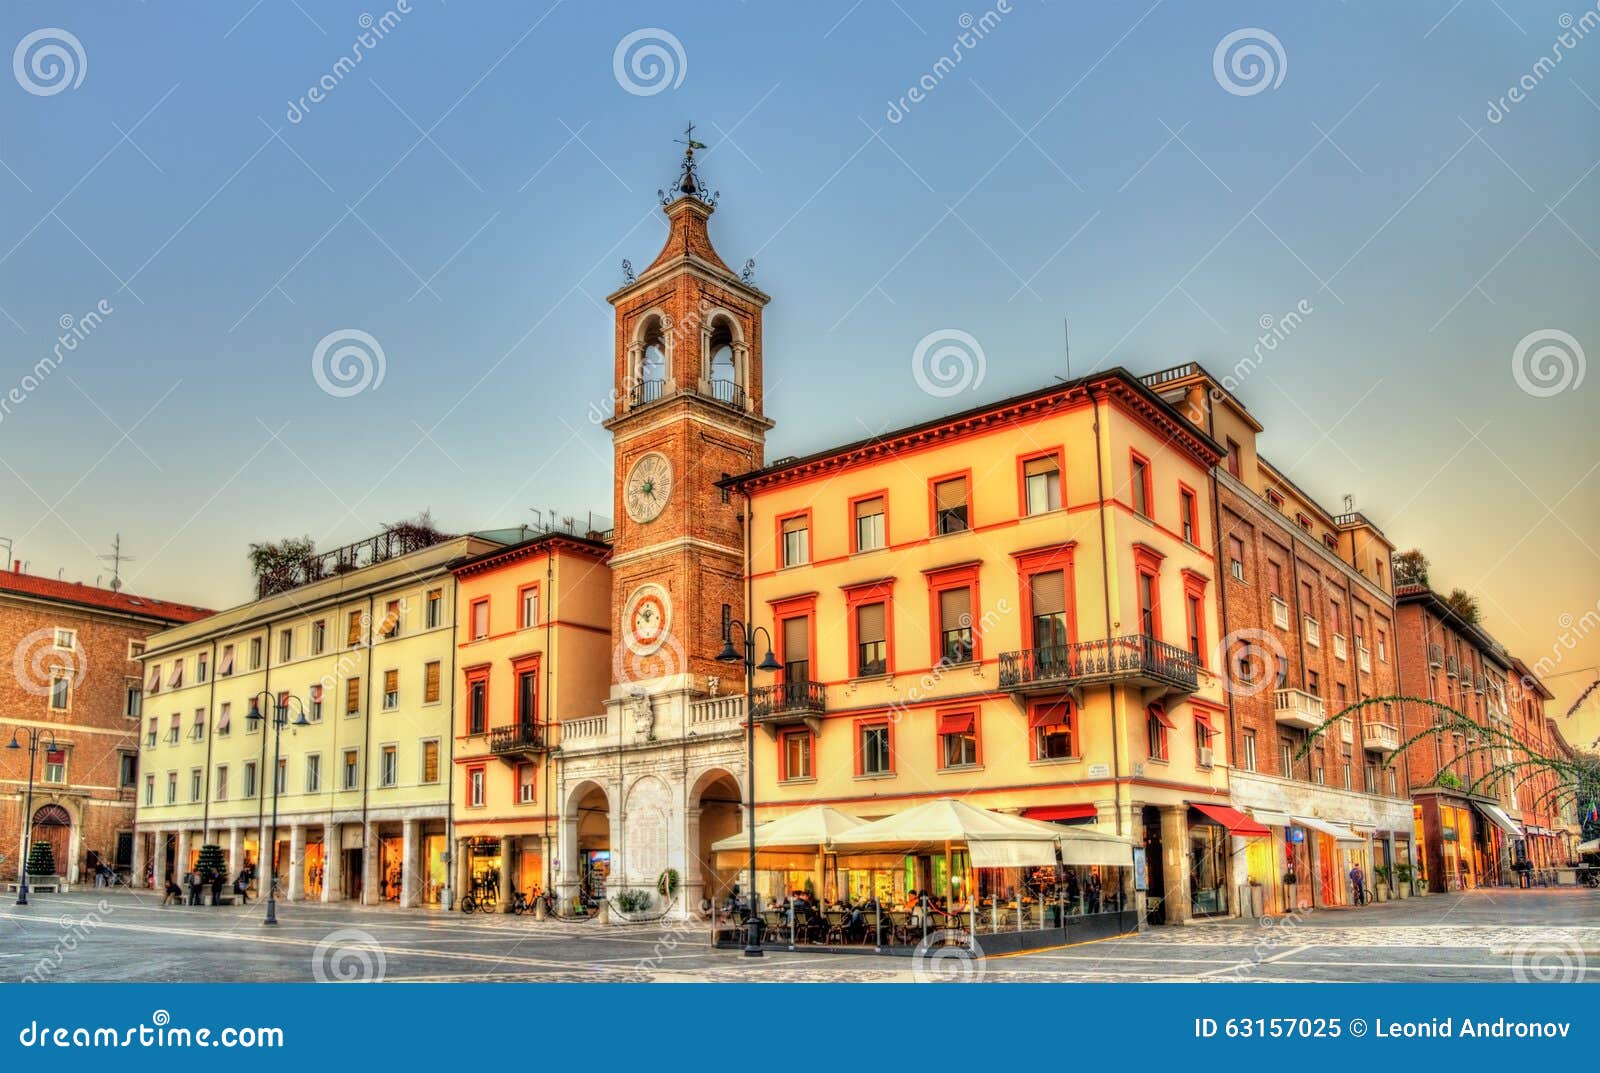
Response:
1249,884,1266,917
1397,884,1410,899
1283,883,1298,912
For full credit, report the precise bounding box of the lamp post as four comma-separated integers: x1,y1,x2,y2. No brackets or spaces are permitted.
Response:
244,691,309,926
7,726,57,907
716,622,781,957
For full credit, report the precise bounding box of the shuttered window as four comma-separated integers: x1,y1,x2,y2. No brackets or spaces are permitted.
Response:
934,477,969,534
1029,570,1068,649
856,602,887,676
854,497,885,551
422,740,440,784
782,616,809,680
347,611,363,646
345,677,361,715
1022,456,1061,515
781,515,809,567
383,669,399,709
424,661,441,704
940,588,973,662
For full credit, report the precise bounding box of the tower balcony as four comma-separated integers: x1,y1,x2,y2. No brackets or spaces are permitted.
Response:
998,635,1198,698
749,680,826,732
487,722,548,762
1274,688,1324,732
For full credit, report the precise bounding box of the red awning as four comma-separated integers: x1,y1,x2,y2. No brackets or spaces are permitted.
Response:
1029,701,1071,728
1193,709,1216,731
1191,803,1270,837
1147,702,1175,729
938,712,975,735
1023,804,1098,822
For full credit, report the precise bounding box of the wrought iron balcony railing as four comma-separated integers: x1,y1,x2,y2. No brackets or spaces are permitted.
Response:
998,635,1198,695
488,722,548,758
749,680,827,724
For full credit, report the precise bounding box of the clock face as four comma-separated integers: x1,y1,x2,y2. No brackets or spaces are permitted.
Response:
624,451,674,523
622,584,672,656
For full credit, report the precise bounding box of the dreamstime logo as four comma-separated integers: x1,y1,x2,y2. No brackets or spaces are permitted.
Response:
1511,328,1585,398
311,928,386,983
1214,627,1286,698
1,299,114,427
911,329,986,398
1213,28,1286,96
13,28,86,96
21,901,113,982
885,3,1014,124
12,627,89,698
311,329,386,397
613,28,686,96
285,3,414,124
614,628,686,685
1487,8,1600,123
1508,934,1587,983
912,929,985,982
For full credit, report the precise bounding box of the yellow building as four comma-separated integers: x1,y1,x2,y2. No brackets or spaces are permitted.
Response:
733,370,1233,922
134,528,503,906
447,533,613,911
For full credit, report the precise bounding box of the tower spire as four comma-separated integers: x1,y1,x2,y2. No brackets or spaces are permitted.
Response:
660,121,715,206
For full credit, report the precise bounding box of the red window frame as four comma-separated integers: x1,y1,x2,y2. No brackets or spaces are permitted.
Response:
936,707,982,769
1133,544,1165,642
1012,543,1078,648
853,716,894,777
516,762,536,803
1178,482,1199,544
775,509,814,569
1181,569,1208,667
463,665,490,736
770,593,818,683
1129,450,1153,517
927,469,974,536
778,727,815,782
518,582,541,629
843,578,896,678
1016,447,1066,517
847,489,890,554
923,561,984,666
1028,698,1076,761
467,765,486,808
512,652,541,726
470,598,490,640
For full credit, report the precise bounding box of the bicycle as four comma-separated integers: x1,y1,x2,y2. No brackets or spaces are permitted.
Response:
1350,884,1372,906
509,889,530,915
460,889,485,914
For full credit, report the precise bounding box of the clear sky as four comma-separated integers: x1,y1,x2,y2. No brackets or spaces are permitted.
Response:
1,1,1596,739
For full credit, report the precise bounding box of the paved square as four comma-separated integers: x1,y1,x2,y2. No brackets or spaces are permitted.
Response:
2,887,1595,983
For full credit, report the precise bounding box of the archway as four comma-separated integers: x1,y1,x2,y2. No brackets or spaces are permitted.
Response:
691,768,743,908
568,781,611,904
31,803,72,878
706,315,742,407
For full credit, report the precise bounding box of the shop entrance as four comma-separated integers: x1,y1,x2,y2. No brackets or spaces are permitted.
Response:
422,833,447,905
379,836,403,903
304,840,325,900
342,849,363,901
692,769,743,907
1141,807,1166,925
570,781,610,909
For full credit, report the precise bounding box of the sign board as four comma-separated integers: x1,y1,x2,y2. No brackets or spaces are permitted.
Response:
1132,847,1148,892
1088,763,1110,779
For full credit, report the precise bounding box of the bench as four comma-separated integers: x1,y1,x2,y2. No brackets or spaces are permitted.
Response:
5,878,66,893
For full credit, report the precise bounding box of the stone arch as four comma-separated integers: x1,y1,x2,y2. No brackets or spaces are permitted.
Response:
701,309,748,407
564,779,612,902
627,310,672,406
621,773,674,891
688,766,744,909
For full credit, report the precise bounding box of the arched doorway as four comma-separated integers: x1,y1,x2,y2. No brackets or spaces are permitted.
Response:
32,803,72,878
692,769,743,908
568,781,611,906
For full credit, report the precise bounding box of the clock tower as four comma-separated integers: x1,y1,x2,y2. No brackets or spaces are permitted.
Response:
604,139,772,694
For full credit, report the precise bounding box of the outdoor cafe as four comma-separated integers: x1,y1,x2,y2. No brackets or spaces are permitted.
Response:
709,799,1138,956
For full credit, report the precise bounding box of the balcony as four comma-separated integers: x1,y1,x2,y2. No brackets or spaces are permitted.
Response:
1340,717,1354,744
1358,645,1372,674
487,722,548,761
1303,617,1321,647
749,680,827,730
1270,596,1290,630
998,635,1198,697
1333,633,1348,660
1428,644,1443,668
630,379,665,407
1444,654,1460,677
1274,688,1325,731
1363,722,1400,753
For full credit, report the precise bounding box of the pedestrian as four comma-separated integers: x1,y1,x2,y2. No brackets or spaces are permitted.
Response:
1349,862,1366,903
162,875,182,906
186,869,202,906
210,869,224,906
233,869,251,906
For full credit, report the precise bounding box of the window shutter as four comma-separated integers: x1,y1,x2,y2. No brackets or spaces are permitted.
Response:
384,669,398,695
934,478,967,510
940,587,972,631
1029,570,1065,616
346,677,360,713
854,497,883,520
424,661,441,703
857,602,885,644
347,613,362,645
782,616,808,661
1023,456,1056,477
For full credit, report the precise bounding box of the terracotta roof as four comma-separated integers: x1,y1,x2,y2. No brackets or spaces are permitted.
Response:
0,569,212,624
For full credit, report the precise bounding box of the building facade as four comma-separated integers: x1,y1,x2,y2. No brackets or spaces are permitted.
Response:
1142,364,1412,915
1,566,209,884
134,531,503,904
1505,656,1563,871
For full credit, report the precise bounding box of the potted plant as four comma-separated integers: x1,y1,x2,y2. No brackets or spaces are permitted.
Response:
1394,864,1412,898
1282,869,1299,911
25,840,57,883
1374,866,1391,901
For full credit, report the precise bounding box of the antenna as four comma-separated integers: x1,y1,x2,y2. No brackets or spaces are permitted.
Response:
0,537,11,570
1342,494,1354,514
1064,318,1073,382
99,533,134,591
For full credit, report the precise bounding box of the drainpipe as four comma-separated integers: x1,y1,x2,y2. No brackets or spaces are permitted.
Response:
357,593,376,901
1089,387,1124,838
256,621,276,867
544,550,554,895
201,638,219,845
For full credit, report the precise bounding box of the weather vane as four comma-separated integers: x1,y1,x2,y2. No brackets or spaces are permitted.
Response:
659,121,718,207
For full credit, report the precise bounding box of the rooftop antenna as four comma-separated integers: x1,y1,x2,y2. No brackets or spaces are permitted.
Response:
0,537,11,570
1342,494,1354,514
1054,319,1073,383
99,533,134,591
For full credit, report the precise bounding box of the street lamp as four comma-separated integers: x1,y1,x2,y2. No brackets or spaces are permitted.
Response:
7,726,57,907
244,691,309,926
716,622,781,957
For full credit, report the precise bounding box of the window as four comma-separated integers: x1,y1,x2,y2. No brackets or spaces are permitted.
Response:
1308,670,1320,696
1225,437,1241,477
1296,512,1313,532
1386,768,1397,796
781,617,810,683
189,768,203,801
853,495,886,552
1031,701,1074,760
274,758,287,794
1195,717,1213,762
167,659,184,689
342,750,358,790
1377,629,1388,662
119,753,137,789
1185,591,1203,660
248,638,262,670
422,740,440,784
128,639,146,660
780,514,810,567
517,669,538,725
470,599,489,640
383,669,399,710
517,763,536,803
780,730,812,781
381,599,401,638
1179,487,1198,543
243,762,257,799
145,663,162,696
1029,569,1068,651
1266,560,1283,597
1228,536,1245,581
1323,532,1339,550
1314,761,1325,785
1266,488,1285,510
279,629,293,663
1130,453,1152,517
168,713,180,744
469,677,487,734
345,677,361,716
1365,759,1378,793
219,644,234,677
468,766,485,807
939,587,974,663
1341,757,1352,790
424,661,441,704
933,476,969,534
1022,454,1061,515
144,773,155,805
380,746,397,787
125,679,143,717
311,620,326,655
192,709,206,741
49,674,70,711
425,589,443,629
348,611,364,647
1242,729,1258,772
855,602,887,677
166,771,177,804
1279,738,1294,777
44,749,66,784
196,651,208,683
521,586,540,629
1137,570,1159,638
305,753,321,793
215,765,228,800
307,686,323,722
940,711,978,767
53,627,76,650
858,722,891,776
145,718,157,748
1146,703,1171,760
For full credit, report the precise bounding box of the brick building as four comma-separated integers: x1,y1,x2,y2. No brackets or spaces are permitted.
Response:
0,564,209,884
1505,656,1563,871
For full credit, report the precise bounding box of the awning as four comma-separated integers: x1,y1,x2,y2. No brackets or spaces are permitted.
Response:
709,804,865,853
1023,803,1098,823
938,712,975,735
1191,803,1270,837
1058,832,1135,867
1474,802,1523,838
968,839,1060,869
1578,838,1599,854
1251,810,1293,828
1293,816,1365,844
1029,701,1070,728
1148,702,1175,729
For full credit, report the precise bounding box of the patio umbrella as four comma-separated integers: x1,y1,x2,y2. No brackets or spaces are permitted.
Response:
1579,838,1599,854
831,798,1061,867
709,804,865,853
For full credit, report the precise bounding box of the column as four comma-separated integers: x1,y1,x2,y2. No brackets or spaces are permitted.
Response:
683,805,705,916
1159,805,1190,925
152,831,168,893
173,829,190,881
400,820,420,909
363,821,380,906
1309,836,1328,909
323,822,343,902
287,825,306,901
557,815,580,909
498,834,515,914
132,830,148,889
455,837,472,908
607,781,625,895
227,826,242,877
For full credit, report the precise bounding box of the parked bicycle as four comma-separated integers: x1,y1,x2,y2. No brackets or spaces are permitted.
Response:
509,889,530,915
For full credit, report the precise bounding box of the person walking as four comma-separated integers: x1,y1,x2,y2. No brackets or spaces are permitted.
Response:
1349,863,1367,905
186,869,202,906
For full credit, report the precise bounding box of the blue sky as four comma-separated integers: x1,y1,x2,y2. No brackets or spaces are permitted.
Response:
1,1,1597,727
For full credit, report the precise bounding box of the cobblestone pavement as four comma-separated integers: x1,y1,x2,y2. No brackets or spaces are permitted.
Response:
1,887,1595,983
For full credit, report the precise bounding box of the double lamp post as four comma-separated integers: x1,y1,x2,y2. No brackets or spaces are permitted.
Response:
7,726,58,907
716,620,780,958
245,690,309,926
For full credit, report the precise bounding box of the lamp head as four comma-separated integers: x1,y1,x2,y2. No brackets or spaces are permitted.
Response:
5,731,19,750
715,639,740,664
245,700,264,727
756,649,781,673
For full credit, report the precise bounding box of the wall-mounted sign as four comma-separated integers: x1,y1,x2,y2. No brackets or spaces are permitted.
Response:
1088,763,1110,778
1132,847,1148,892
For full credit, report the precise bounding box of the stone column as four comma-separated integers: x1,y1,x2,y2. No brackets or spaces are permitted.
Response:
557,815,580,909
287,825,306,901
455,837,471,906
174,829,190,882
1159,805,1190,925
363,821,380,906
683,805,705,915
400,819,420,908
323,822,343,902
227,826,242,877
132,830,148,889
498,834,515,913
606,781,625,895
152,831,168,892
1309,834,1328,909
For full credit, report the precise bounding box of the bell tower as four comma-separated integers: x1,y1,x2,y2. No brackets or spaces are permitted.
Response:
604,133,772,694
